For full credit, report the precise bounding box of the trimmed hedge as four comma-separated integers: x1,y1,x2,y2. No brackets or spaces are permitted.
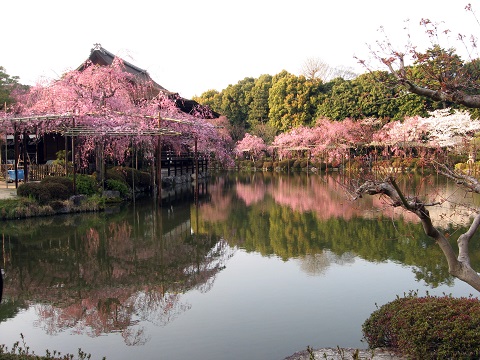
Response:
106,167,127,183
363,293,480,359
40,176,74,195
17,183,51,204
18,181,72,203
123,167,151,188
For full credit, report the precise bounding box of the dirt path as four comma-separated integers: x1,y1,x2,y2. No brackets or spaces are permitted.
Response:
0,182,18,199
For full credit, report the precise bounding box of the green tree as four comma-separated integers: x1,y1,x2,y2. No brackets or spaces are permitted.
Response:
192,89,222,112
219,77,255,140
247,74,272,126
0,66,24,111
268,71,322,132
317,71,435,121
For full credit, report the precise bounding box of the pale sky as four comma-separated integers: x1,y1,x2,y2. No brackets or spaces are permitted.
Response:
1,1,477,99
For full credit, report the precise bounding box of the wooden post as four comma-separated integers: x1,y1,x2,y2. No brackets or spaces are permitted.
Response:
194,137,199,204
64,131,68,177
14,124,19,188
156,113,162,203
72,118,76,194
22,131,28,183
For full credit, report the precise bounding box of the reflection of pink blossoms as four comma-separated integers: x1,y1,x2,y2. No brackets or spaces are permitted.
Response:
236,182,267,206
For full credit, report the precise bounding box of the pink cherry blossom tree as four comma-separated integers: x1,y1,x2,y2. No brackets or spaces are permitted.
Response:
271,118,375,165
234,133,268,161
2,58,234,169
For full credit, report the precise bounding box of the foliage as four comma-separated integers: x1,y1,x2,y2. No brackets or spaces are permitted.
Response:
362,11,480,109
268,71,323,132
362,293,480,359
0,66,27,111
73,175,98,196
42,183,71,201
105,179,130,198
123,167,151,188
316,71,435,121
195,67,440,135
40,176,74,195
105,166,127,183
247,74,272,127
0,333,98,360
0,198,37,220
17,183,52,204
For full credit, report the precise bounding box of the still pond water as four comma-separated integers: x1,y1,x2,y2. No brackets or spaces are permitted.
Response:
0,172,479,360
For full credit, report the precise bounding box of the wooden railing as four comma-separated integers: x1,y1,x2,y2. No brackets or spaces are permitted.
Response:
1,164,70,182
1,155,208,182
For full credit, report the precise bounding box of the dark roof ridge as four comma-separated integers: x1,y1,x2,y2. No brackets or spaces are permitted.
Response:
91,44,150,76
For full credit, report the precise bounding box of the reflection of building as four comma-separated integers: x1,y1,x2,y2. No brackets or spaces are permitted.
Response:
0,195,232,343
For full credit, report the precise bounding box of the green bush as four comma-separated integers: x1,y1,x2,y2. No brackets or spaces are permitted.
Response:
17,183,51,204
41,176,74,195
263,162,273,170
106,166,127,183
18,181,71,204
363,293,480,359
74,174,98,196
43,182,70,200
278,159,295,170
105,179,131,198
254,160,264,168
124,167,151,188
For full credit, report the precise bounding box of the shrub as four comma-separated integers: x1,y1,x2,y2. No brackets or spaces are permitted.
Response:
41,176,74,195
17,183,51,204
292,159,302,169
278,159,295,170
124,167,151,188
254,160,264,169
106,167,127,183
43,182,70,200
105,179,131,198
363,293,480,359
263,162,273,171
74,174,98,196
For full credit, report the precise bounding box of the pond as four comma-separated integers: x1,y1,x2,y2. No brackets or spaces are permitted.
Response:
0,172,478,360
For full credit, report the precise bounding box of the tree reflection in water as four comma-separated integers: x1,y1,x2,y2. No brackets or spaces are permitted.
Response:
0,199,234,345
1,172,480,346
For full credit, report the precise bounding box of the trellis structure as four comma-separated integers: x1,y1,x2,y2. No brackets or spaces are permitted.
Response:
0,113,207,201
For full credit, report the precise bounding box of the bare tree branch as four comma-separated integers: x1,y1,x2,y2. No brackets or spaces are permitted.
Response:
356,177,480,292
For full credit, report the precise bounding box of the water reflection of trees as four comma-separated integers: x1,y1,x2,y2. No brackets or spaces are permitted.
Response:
196,173,480,288
0,202,233,344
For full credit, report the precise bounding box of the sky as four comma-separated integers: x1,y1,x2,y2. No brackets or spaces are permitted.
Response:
1,1,478,99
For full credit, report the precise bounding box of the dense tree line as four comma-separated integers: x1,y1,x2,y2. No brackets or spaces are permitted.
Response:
193,64,454,141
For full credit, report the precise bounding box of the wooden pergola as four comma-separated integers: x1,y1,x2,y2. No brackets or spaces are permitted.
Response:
0,113,191,201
